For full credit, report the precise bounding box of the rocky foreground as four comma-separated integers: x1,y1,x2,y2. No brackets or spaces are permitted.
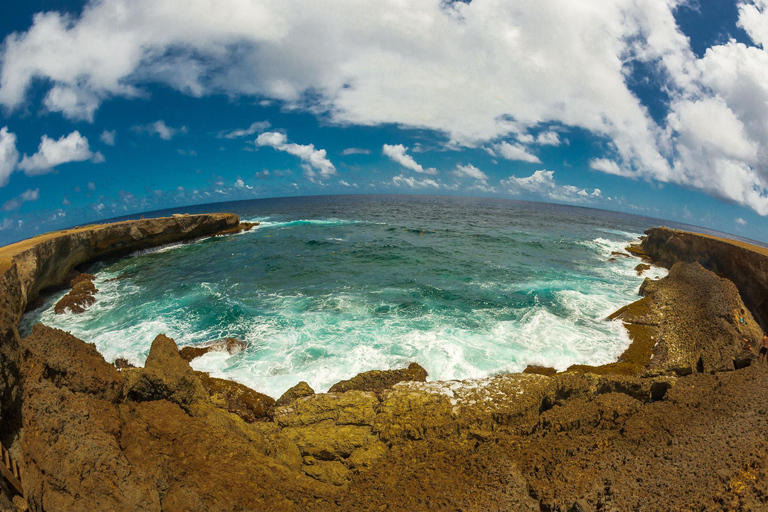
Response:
2,221,768,511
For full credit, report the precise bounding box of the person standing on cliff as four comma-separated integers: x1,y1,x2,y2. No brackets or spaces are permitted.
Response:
760,333,768,365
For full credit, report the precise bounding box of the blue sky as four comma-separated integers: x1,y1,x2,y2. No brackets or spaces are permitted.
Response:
1,0,768,244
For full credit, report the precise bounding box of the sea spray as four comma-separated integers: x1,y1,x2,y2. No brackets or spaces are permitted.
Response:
21,196,668,398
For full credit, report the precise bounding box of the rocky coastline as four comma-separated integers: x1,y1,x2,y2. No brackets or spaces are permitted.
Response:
2,219,768,510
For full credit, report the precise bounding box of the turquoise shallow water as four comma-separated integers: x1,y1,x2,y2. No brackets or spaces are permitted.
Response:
21,195,667,398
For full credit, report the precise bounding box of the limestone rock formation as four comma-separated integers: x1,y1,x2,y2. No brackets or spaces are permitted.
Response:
328,362,428,394
178,338,246,362
54,274,98,314
126,335,207,406
276,381,315,407
642,226,768,330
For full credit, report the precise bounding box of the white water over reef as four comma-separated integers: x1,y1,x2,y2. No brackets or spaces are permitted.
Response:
21,197,667,398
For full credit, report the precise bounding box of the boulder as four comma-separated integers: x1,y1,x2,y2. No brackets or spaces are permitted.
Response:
276,381,315,407
179,337,246,362
126,334,206,406
328,362,428,394
196,371,275,422
54,277,98,314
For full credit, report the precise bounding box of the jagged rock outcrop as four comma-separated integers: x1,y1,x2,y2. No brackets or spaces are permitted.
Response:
0,214,239,483
276,381,315,407
178,338,246,362
53,274,99,314
569,261,762,376
328,362,428,394
5,220,768,510
642,226,768,330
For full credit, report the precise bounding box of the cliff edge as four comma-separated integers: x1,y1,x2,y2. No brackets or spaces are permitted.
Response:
0,214,240,448
3,222,768,511
642,226,768,331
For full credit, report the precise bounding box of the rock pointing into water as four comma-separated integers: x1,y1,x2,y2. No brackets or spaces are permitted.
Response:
54,273,98,314
328,362,428,394
178,338,246,362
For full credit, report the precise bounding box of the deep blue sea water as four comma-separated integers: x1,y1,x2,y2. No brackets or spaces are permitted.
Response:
21,195,671,398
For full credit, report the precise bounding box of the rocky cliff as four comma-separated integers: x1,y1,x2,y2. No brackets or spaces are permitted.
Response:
3,222,768,511
642,226,768,331
0,214,239,448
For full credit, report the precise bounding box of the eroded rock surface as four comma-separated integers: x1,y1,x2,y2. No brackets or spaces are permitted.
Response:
328,362,428,394
178,337,246,362
4,222,768,510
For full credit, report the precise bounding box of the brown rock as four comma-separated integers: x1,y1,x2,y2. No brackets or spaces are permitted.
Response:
216,221,260,236
54,278,98,314
642,226,768,332
22,324,123,402
196,371,275,422
635,263,651,275
276,381,315,407
178,337,246,362
328,362,428,394
126,334,206,406
302,458,349,486
523,365,558,376
114,357,135,369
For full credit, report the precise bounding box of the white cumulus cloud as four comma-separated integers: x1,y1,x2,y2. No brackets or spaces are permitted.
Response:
256,131,336,178
382,144,437,175
493,142,541,164
392,174,442,189
0,127,19,187
502,170,601,202
453,163,488,181
18,131,102,176
219,121,271,139
3,0,768,214
2,188,39,211
100,129,116,146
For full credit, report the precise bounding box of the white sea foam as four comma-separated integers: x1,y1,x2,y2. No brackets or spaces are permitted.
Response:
22,230,668,399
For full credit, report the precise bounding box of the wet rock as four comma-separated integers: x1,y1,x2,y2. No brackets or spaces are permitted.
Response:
276,381,315,407
54,277,98,314
196,371,275,422
126,334,206,406
178,337,246,362
114,357,135,369
328,362,428,394
523,365,558,376
610,251,631,258
216,221,260,236
635,263,651,275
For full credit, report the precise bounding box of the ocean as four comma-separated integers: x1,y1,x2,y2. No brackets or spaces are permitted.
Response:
21,195,669,398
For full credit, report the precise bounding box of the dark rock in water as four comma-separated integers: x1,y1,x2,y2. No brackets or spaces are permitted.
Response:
114,357,135,369
196,371,275,422
54,277,98,314
610,251,631,258
69,273,96,287
635,263,651,275
126,334,206,406
216,221,260,236
329,362,428,394
523,365,557,376
179,337,246,362
276,381,315,407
